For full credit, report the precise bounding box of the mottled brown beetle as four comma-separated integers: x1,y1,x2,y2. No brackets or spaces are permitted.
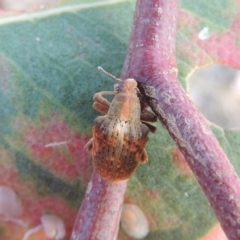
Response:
85,67,156,182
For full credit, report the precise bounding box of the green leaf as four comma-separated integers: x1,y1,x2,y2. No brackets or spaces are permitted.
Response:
0,0,239,239
178,0,240,88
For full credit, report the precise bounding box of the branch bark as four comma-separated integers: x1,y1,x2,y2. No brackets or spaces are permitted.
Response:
71,170,127,240
122,0,240,239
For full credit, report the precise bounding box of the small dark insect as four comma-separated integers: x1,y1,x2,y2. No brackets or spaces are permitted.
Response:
85,67,156,182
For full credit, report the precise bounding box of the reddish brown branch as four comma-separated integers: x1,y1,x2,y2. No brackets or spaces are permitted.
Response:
71,170,127,240
122,0,240,239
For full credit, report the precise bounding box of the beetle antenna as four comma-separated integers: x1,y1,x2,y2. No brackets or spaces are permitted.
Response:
98,66,122,82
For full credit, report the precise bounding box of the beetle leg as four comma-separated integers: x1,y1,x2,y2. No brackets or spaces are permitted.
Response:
142,122,157,133
140,109,157,133
93,102,109,114
84,138,93,151
93,91,117,114
140,109,157,122
140,149,148,163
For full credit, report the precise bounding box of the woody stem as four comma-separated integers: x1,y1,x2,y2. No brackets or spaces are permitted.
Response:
122,0,240,239
71,170,127,240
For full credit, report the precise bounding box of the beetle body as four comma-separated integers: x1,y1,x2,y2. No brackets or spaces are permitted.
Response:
85,78,155,182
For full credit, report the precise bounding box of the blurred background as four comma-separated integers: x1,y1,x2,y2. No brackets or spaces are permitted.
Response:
0,0,60,11
188,64,240,129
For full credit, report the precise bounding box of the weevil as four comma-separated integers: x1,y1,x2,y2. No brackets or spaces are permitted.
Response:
85,67,157,182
